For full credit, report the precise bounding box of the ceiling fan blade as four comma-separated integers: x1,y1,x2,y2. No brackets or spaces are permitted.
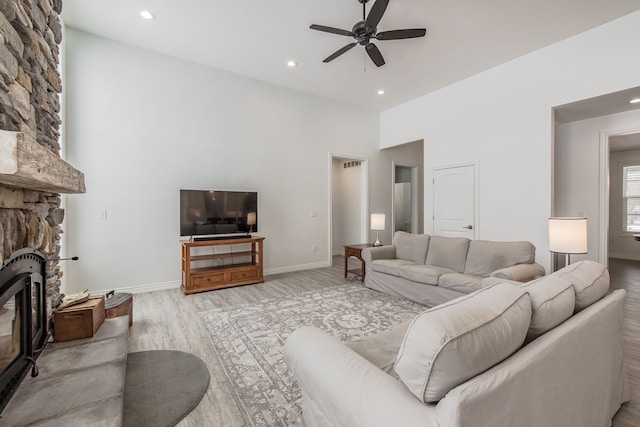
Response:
376,28,426,40
365,43,385,67
323,43,358,63
310,24,354,37
365,0,389,29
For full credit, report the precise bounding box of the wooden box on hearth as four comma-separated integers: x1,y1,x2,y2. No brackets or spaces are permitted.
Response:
54,296,105,342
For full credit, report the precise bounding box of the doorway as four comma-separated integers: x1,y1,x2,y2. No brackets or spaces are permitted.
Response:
603,130,640,262
329,154,368,258
392,164,419,234
553,86,640,268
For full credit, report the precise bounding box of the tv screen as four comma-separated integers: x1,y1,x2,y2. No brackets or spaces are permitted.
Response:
180,190,258,237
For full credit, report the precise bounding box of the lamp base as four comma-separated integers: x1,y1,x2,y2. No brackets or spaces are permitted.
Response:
373,232,382,247
551,252,573,272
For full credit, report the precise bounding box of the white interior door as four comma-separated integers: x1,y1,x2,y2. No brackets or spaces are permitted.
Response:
433,164,476,238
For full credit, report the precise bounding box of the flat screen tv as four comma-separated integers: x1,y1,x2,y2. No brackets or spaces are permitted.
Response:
180,190,258,238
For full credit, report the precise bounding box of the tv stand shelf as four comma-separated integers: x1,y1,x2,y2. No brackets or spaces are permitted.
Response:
181,236,265,294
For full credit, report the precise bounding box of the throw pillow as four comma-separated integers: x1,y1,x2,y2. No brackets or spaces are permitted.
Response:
519,275,575,342
552,260,609,312
394,283,531,403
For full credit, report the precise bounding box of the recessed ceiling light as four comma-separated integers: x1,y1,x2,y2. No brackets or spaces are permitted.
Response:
630,98,640,104
377,89,385,95
140,10,155,20
287,60,297,68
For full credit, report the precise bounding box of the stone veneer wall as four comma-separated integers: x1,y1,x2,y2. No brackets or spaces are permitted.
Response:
0,0,65,310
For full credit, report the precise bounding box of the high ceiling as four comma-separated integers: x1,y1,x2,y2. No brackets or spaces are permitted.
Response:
61,0,640,112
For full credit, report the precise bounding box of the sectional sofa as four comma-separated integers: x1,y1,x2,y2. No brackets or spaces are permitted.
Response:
361,231,546,307
285,260,629,427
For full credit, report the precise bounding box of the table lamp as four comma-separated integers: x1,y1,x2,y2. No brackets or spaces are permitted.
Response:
371,213,386,247
247,212,256,233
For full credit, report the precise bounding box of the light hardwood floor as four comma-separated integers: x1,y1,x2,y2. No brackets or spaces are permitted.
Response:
128,257,640,426
608,258,640,427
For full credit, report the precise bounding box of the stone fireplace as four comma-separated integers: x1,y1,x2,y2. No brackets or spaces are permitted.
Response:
0,0,85,413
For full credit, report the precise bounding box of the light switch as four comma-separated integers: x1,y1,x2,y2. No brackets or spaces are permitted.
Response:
310,209,318,217
98,209,107,220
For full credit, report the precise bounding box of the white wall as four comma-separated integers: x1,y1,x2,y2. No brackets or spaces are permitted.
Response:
609,148,640,260
380,11,640,272
63,29,385,293
555,109,640,263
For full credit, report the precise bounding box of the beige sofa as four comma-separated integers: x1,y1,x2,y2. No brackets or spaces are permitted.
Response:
285,260,629,427
361,231,545,307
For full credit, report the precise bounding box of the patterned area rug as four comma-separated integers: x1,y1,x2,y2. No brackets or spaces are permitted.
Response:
200,284,425,426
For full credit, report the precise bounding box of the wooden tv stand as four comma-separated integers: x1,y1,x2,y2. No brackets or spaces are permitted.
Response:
181,236,265,295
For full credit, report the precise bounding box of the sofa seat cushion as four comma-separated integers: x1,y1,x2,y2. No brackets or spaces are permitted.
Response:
551,260,609,312
425,236,470,273
371,259,420,276
393,231,430,263
464,240,535,277
394,283,531,403
438,273,485,294
519,275,575,342
345,320,412,379
398,264,456,285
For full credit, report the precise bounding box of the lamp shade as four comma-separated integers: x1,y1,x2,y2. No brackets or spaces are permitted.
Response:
371,214,385,231
247,212,257,226
548,217,587,254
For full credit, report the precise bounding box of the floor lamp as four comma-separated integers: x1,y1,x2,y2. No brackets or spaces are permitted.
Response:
548,217,587,271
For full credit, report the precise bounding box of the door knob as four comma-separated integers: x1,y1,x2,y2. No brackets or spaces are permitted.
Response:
463,225,473,230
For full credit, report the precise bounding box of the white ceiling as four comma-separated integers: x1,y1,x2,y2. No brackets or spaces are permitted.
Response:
61,0,640,113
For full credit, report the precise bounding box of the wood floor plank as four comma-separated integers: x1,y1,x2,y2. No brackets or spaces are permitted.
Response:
128,256,640,426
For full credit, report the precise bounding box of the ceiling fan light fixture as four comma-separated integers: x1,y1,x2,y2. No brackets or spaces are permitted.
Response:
377,89,385,95
139,10,155,20
309,0,426,68
287,60,298,68
630,98,640,104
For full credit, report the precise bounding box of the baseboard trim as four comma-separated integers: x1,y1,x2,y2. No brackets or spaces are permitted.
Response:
89,261,332,295
92,280,181,296
265,261,331,275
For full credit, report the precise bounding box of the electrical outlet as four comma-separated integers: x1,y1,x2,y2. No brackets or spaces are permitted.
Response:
310,209,318,217
577,210,585,217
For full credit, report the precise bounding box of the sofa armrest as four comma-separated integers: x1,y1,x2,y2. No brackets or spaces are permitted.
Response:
284,326,437,427
361,245,396,263
490,263,545,282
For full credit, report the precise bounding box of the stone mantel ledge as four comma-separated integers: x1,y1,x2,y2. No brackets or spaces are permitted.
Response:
0,130,85,194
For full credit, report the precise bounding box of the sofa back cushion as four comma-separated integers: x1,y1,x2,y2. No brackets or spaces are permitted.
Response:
464,240,535,277
393,231,430,263
394,283,531,403
551,260,609,312
519,275,575,342
424,236,470,273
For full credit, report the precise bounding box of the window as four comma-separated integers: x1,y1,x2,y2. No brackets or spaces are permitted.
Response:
622,164,640,232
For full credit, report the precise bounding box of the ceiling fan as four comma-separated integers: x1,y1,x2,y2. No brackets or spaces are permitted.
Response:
310,0,426,67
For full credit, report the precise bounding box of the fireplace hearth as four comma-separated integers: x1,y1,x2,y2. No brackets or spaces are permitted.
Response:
0,249,48,414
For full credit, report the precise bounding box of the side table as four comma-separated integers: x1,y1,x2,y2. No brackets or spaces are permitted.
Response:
344,243,374,282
